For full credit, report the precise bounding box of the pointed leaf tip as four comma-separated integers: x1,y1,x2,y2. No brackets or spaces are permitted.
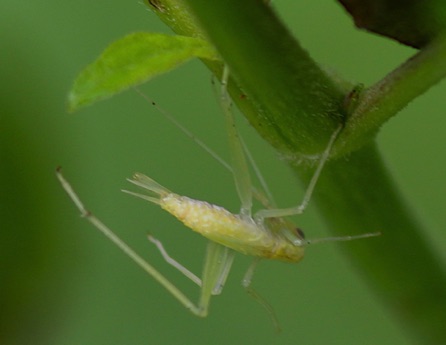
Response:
68,32,218,111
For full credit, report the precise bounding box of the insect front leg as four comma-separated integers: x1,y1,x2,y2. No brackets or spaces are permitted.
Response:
254,125,343,222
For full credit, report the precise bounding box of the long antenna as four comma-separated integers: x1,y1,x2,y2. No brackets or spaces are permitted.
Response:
133,87,275,209
134,87,231,172
305,232,381,245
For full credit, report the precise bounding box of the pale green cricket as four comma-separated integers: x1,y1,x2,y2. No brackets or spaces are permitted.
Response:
57,67,378,325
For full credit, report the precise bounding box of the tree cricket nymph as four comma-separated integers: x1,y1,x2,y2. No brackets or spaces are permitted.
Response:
57,66,379,326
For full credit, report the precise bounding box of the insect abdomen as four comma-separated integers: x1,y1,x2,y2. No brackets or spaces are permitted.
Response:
160,194,259,239
159,193,304,262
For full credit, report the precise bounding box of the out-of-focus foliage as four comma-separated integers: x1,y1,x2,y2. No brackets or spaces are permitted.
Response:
338,0,446,48
2,1,446,345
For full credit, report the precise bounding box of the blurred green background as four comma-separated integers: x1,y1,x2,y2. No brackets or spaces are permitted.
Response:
2,1,446,344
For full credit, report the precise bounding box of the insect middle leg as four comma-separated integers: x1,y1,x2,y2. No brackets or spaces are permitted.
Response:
148,234,235,295
147,234,202,286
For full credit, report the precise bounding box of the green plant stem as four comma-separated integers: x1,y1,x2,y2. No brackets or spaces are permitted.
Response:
298,143,446,344
149,0,446,342
182,0,346,158
340,34,446,152
143,0,205,39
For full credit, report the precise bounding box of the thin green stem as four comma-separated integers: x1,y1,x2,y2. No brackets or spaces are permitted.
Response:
142,0,205,38
339,34,446,153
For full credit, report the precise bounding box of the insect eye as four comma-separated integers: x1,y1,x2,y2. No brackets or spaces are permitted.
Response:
295,227,305,239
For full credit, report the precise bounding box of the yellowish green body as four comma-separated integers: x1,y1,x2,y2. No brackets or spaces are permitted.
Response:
57,66,376,324
56,94,371,322
160,193,304,262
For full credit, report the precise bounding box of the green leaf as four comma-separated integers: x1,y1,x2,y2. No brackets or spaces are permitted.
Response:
68,32,218,111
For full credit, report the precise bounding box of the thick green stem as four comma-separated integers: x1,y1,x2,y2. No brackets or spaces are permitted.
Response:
299,143,446,344
147,0,446,342
183,0,346,158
